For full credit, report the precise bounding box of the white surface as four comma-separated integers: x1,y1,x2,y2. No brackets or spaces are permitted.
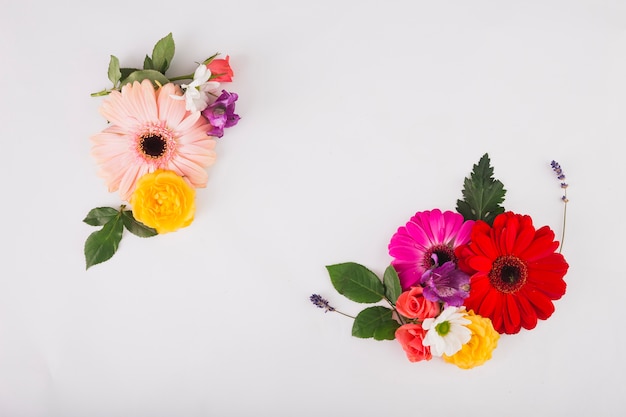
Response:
1,0,625,416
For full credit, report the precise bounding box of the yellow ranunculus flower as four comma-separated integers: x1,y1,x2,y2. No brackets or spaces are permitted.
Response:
130,170,196,234
443,310,499,369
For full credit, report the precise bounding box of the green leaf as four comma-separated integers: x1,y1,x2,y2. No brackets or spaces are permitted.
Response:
83,207,119,226
151,33,175,74
383,265,402,304
119,70,170,88
84,215,124,269
326,262,385,303
143,55,154,70
120,67,140,80
373,319,401,341
107,55,121,87
121,210,158,238
456,153,506,226
352,306,397,339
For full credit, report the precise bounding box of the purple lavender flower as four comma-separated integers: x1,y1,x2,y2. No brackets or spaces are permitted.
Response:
310,294,336,312
551,160,569,203
202,90,240,138
420,261,470,307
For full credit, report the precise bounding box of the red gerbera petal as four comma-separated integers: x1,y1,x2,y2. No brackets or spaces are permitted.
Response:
516,293,538,330
521,287,556,320
459,212,568,334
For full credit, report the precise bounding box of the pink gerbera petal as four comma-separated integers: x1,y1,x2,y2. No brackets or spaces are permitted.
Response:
389,209,475,290
90,80,217,201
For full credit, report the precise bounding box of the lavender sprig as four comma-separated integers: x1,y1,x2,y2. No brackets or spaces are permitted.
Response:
551,160,568,253
310,294,355,318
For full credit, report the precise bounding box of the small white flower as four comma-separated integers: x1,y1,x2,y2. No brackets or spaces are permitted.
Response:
172,64,220,112
422,306,471,357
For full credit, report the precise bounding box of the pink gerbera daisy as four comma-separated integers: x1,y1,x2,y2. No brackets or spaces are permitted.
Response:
388,209,474,290
91,80,216,201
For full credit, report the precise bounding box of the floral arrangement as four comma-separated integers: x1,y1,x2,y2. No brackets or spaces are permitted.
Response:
83,34,240,269
312,154,569,369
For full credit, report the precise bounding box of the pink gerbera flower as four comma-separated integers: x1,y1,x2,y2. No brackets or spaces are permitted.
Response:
388,209,474,290
91,80,216,201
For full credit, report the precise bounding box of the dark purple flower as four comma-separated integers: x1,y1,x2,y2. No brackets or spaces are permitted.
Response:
202,90,240,138
420,260,470,307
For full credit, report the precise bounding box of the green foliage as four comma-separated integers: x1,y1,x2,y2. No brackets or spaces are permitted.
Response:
150,33,175,74
456,153,506,225
383,265,402,304
83,206,157,269
352,306,399,340
91,33,175,96
107,55,121,87
84,214,123,269
118,69,170,89
83,207,119,226
325,262,405,341
121,211,157,238
327,262,385,303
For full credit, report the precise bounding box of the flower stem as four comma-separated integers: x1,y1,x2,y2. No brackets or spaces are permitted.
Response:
385,297,405,325
559,193,568,254
168,74,194,82
335,310,356,319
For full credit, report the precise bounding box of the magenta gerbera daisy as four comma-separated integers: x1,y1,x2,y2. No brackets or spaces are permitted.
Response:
388,209,475,290
91,80,216,201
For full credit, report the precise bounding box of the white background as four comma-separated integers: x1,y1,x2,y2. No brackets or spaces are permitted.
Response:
1,0,625,416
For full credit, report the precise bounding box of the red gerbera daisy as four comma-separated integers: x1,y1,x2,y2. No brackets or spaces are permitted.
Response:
455,212,568,334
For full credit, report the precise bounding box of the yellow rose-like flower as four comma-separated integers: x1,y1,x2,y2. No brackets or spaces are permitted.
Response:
443,310,499,369
130,170,196,234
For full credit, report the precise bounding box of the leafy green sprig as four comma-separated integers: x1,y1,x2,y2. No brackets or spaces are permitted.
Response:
319,263,404,340
83,206,157,269
90,34,221,97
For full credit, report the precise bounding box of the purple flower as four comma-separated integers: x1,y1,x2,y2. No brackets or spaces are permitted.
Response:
420,260,470,307
202,90,240,138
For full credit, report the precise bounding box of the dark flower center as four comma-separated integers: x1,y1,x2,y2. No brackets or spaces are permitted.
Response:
140,134,167,159
423,244,456,269
489,255,528,293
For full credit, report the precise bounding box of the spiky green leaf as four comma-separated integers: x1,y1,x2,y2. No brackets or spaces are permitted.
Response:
456,153,506,225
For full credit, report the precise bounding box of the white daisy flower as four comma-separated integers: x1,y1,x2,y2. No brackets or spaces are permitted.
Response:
422,306,472,357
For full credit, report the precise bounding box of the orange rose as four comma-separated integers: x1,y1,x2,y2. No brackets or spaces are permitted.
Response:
395,324,431,362
395,286,440,320
207,56,233,82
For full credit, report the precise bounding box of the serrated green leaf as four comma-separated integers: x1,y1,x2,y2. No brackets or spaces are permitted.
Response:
383,265,402,304
84,216,124,269
83,207,119,226
456,153,506,225
326,262,385,303
373,320,401,340
352,306,396,338
119,70,170,88
121,210,158,238
143,55,154,70
151,33,175,74
107,55,121,86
